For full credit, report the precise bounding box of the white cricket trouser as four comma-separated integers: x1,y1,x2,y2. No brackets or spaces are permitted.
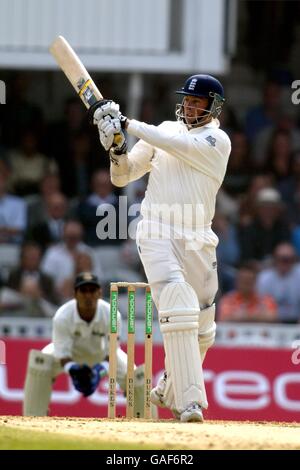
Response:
136,219,219,309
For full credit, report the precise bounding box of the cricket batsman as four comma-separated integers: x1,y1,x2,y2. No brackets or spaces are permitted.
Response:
91,74,231,422
23,272,147,417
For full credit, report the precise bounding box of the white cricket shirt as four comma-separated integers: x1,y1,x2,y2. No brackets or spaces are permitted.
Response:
112,119,231,237
52,299,121,365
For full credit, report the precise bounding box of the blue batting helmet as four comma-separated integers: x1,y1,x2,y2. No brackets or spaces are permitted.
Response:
176,74,224,100
175,74,225,125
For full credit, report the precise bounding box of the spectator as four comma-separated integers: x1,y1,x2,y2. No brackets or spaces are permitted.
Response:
70,131,95,197
239,188,290,261
264,129,293,183
218,262,277,322
216,187,239,222
218,105,240,136
58,252,95,302
213,212,240,296
18,276,57,317
41,220,102,298
0,279,56,318
222,131,253,196
0,161,27,244
27,173,62,228
8,129,58,196
239,175,274,227
1,73,44,149
7,242,58,305
256,243,300,323
253,112,300,168
0,286,26,316
245,81,282,142
292,226,300,257
47,98,104,197
278,150,300,225
27,192,68,249
75,169,123,246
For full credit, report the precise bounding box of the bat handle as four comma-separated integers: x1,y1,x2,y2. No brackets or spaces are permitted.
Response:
113,133,124,147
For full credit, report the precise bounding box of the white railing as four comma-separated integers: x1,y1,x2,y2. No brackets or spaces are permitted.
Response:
1,317,300,349
215,323,300,349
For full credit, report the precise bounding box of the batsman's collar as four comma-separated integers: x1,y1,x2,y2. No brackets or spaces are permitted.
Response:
74,272,101,290
189,118,220,132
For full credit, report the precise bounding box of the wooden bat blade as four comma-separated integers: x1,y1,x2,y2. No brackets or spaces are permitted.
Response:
49,35,123,147
49,35,103,108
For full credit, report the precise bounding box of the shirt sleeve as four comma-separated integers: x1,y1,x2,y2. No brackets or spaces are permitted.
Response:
110,139,154,187
12,200,27,231
52,317,73,359
127,119,231,183
40,249,56,278
256,273,269,296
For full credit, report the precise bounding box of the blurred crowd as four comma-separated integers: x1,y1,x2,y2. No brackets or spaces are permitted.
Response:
1,73,300,324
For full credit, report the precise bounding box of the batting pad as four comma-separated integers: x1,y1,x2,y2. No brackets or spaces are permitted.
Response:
23,349,54,416
198,304,216,363
159,282,208,412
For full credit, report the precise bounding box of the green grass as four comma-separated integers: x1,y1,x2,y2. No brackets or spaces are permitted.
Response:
0,425,154,450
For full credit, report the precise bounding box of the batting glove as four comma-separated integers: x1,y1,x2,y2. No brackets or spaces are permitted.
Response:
92,99,120,122
96,115,126,152
90,99,128,131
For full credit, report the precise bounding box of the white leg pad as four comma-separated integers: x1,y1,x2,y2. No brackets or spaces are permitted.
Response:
23,350,55,416
164,373,177,411
159,282,208,413
198,304,216,363
155,359,177,412
150,367,177,413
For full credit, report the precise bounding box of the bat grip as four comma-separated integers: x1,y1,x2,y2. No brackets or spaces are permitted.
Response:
113,134,123,147
87,101,125,150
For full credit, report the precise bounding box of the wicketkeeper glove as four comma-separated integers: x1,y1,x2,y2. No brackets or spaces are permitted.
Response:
82,362,109,397
68,362,108,397
68,363,93,395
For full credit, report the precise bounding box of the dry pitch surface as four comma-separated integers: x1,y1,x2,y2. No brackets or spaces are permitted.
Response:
0,416,300,450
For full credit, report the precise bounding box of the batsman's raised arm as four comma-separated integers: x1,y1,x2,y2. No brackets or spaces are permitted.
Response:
92,79,230,188
109,139,154,188
91,101,154,187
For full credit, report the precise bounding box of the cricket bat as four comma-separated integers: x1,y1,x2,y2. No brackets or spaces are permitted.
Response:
49,35,122,145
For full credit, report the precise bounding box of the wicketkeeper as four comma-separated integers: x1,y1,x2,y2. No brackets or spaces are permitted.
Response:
23,272,149,417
